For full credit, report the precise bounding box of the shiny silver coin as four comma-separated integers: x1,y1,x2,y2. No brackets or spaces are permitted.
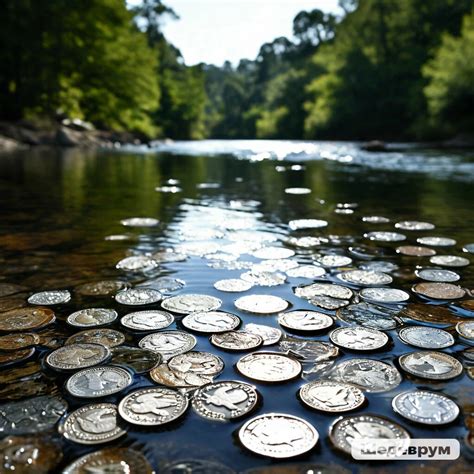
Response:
120,310,174,331
463,243,474,253
59,403,126,444
429,255,470,267
210,331,263,351
111,346,161,373
415,268,460,282
309,296,350,311
360,287,410,304
161,294,222,314
288,219,328,230
114,288,162,305
118,387,188,426
392,390,459,425
362,215,390,223
294,283,353,300
65,328,125,348
168,351,224,376
75,280,128,297
192,381,258,421
150,363,213,388
412,282,466,300
285,187,311,195
328,358,402,392
115,255,158,272
336,270,393,286
245,324,282,346
139,331,196,361
329,326,388,351
398,351,463,380
395,221,435,231
234,295,289,314
329,414,410,455
359,260,399,273
141,276,185,292
398,326,455,349
286,236,329,248
240,270,286,287
236,352,302,383
417,236,456,247
27,290,71,305
280,337,339,363
182,311,241,333
286,265,326,279
314,255,352,268
239,413,319,458
214,279,253,293
65,366,133,398
46,343,110,371
456,321,474,342
278,310,334,332
67,308,118,327
120,217,159,227
336,303,400,331
299,381,365,413
254,258,299,273
364,231,406,242
252,247,296,260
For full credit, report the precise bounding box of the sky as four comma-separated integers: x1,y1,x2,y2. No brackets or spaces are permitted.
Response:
155,0,342,66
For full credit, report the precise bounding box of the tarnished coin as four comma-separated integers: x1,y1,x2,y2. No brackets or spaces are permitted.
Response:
235,295,289,314
111,346,161,373
329,414,410,455
121,217,159,227
118,387,188,426
236,352,302,383
0,283,27,298
278,310,334,332
417,236,456,247
286,265,326,279
395,221,435,231
429,255,470,267
328,359,402,392
245,324,282,346
252,247,295,260
295,283,353,300
401,303,464,325
115,288,162,305
214,279,253,292
362,216,390,223
239,413,318,458
392,390,459,425
161,294,222,314
398,326,455,349
289,219,328,230
46,343,110,371
280,337,339,362
299,381,365,413
398,351,463,380
139,331,196,361
329,326,388,351
75,280,128,297
59,403,126,444
240,271,286,287
192,381,258,421
360,287,410,304
412,282,465,300
314,255,353,268
66,328,125,348
396,245,436,257
0,307,56,331
150,363,213,388
336,303,400,331
66,366,133,398
121,310,174,331
310,295,350,310
415,268,460,282
0,333,40,351
168,351,224,376
364,231,406,242
210,331,263,351
0,298,26,313
182,311,241,333
63,448,153,474
336,270,393,286
27,290,71,305
67,308,118,327
116,255,158,272
0,348,34,366
456,321,474,342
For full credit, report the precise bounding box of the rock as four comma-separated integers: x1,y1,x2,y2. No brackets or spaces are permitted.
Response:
0,135,24,151
62,118,94,132
361,140,387,152
55,126,82,147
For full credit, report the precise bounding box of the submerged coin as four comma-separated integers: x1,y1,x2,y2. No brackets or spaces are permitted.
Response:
161,294,222,314
66,328,125,348
150,363,213,388
401,303,464,325
75,280,128,296
412,282,466,300
182,311,241,333
280,337,339,362
336,303,400,331
417,236,456,247
210,331,263,351
295,283,353,300
359,287,409,304
0,348,34,366
456,321,474,342
398,326,455,349
46,343,110,371
118,387,188,426
395,221,435,231
168,351,224,376
236,352,302,383
300,381,365,413
310,295,350,311
0,333,40,351
288,219,328,231
116,256,158,274
336,270,393,286
245,324,282,346
415,268,460,282
240,271,286,287
278,310,333,332
330,327,388,351
239,413,319,458
121,310,174,331
398,351,463,380
364,231,406,242
67,308,118,327
252,247,295,260
396,245,436,257
115,288,162,305
120,217,159,227
0,307,56,332
392,391,459,425
27,290,71,305
235,295,289,314
214,279,253,292
59,403,126,444
192,381,258,421
139,331,196,360
429,255,470,267
286,265,326,279
314,255,353,268
111,346,161,373
66,366,133,398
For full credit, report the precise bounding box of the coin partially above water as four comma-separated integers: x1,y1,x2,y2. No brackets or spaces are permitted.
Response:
429,255,470,267
364,231,406,242
182,311,241,333
278,310,334,332
27,290,71,305
116,255,158,272
139,331,196,360
111,346,161,373
395,220,435,231
120,310,174,331
214,278,253,292
114,288,162,305
314,255,353,268
67,308,118,327
336,270,393,286
245,323,282,346
415,268,460,282
236,352,302,383
398,326,455,349
286,265,326,279
329,327,389,351
168,351,224,377
412,282,466,300
0,307,56,332
309,295,350,311
0,333,40,351
161,293,222,314
417,236,456,247
46,343,110,371
288,219,328,231
234,295,289,314
336,303,400,331
359,287,410,304
396,245,436,257
65,328,125,348
295,283,353,300
210,331,263,351
398,351,463,380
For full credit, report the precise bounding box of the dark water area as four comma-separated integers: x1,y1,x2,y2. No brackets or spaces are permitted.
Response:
0,141,473,473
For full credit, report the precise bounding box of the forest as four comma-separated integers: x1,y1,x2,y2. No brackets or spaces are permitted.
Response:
1,0,473,141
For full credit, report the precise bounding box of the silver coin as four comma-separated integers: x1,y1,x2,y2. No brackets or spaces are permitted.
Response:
214,279,253,293
236,352,302,383
314,255,352,268
278,310,333,332
359,260,399,273
395,221,435,231
67,308,118,327
115,255,158,272
245,324,282,346
329,326,388,351
139,331,196,361
252,247,296,260
182,311,241,333
285,187,311,195
111,346,161,373
286,236,329,248
294,283,353,300
336,270,393,286
362,216,390,223
234,295,289,314
360,287,410,304
398,351,463,380
463,243,474,253
141,276,185,292
27,290,71,305
392,390,459,425
240,271,286,287
328,358,402,392
417,236,456,247
336,303,400,331
120,217,159,227
46,343,110,371
168,351,224,376
286,265,326,279
210,331,263,351
118,387,188,426
239,413,319,458
192,381,258,421
280,337,339,363
66,328,125,348
398,326,455,349
115,288,162,305
120,310,174,331
288,219,328,230
66,366,133,398
456,321,474,342
150,363,213,388
429,255,470,267
75,280,129,297
364,231,406,242
59,403,126,444
309,295,350,311
161,294,222,314
254,258,299,273
329,414,410,455
300,381,365,413
415,268,460,282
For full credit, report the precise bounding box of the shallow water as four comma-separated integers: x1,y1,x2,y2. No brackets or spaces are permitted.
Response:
0,141,473,473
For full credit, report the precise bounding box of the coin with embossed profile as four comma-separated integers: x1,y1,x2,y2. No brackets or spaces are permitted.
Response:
329,326,388,351
245,324,282,346
0,307,56,332
412,282,465,300
314,255,353,268
310,295,350,311
46,343,110,371
278,310,333,332
182,311,241,333
295,283,353,300
398,326,454,349
115,288,162,305
235,295,289,314
336,270,393,286
150,363,213,388
236,352,302,383
66,328,125,348
139,331,196,361
161,293,222,314
214,278,253,293
0,333,40,351
121,309,174,331
398,351,463,380
27,290,71,305
360,287,410,304
168,351,224,376
67,308,118,327
210,331,263,351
